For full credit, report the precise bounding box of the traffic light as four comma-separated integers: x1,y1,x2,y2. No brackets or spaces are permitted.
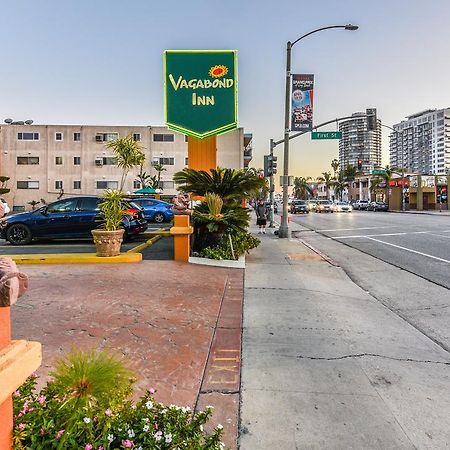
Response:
264,155,278,177
366,108,377,131
357,159,363,171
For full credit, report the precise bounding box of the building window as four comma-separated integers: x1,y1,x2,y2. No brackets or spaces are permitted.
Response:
133,180,141,189
74,156,81,165
133,133,141,142
155,157,174,166
103,157,116,165
55,132,63,141
73,180,81,190
17,156,39,165
55,157,63,165
17,132,39,140
17,181,39,189
153,133,174,142
185,157,188,166
184,135,188,142
159,181,174,190
74,132,81,141
96,181,118,189
55,180,63,190
96,133,118,142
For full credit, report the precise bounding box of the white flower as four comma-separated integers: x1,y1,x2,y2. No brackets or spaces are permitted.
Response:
220,442,225,449
143,424,150,432
217,424,223,430
107,434,114,443
128,429,135,438
154,430,163,442
165,433,173,443
83,417,91,424
206,405,214,410
136,447,143,450
200,425,204,432
145,401,153,410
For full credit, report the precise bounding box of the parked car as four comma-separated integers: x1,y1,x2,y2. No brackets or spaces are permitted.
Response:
353,200,370,210
0,196,148,245
367,201,389,212
290,200,308,214
130,198,174,223
315,200,333,213
265,201,278,214
332,201,353,213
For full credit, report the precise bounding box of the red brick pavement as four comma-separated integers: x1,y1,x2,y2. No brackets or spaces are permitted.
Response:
11,261,243,449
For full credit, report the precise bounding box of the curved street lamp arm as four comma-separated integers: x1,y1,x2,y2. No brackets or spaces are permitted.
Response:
291,25,354,47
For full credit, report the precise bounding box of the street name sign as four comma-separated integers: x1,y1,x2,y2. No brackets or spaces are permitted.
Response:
311,131,342,140
372,169,386,175
164,50,238,139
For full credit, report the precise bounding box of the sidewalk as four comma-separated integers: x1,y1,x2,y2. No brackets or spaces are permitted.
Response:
239,222,450,449
389,209,450,216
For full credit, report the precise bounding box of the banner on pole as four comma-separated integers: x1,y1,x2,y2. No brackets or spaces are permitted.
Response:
291,74,314,132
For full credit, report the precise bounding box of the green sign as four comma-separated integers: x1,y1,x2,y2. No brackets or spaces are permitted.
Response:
311,131,342,140
164,50,238,139
372,169,386,175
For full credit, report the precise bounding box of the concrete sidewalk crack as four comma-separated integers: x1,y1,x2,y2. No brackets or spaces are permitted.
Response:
291,353,450,365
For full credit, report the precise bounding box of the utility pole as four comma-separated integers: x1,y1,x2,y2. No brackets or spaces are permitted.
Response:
269,139,275,227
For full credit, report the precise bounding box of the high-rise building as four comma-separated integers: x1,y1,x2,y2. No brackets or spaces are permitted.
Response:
389,108,450,175
0,124,248,211
338,112,382,174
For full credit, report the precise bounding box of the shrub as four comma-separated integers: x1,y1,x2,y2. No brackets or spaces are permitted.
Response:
199,231,260,260
13,350,225,449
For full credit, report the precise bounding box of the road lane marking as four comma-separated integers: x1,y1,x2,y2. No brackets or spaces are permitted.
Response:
332,231,430,239
365,237,450,264
319,226,397,232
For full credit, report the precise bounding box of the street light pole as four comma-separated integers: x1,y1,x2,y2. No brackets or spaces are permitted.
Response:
278,24,358,238
269,139,275,227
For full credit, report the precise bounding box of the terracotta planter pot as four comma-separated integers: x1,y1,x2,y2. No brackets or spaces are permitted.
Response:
91,229,125,257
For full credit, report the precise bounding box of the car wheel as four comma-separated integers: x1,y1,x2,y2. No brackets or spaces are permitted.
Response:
6,224,32,245
154,212,165,223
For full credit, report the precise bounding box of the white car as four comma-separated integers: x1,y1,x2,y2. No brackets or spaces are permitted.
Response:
332,201,352,213
0,199,10,217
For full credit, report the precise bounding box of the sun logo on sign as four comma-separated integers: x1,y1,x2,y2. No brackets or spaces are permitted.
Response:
209,65,228,78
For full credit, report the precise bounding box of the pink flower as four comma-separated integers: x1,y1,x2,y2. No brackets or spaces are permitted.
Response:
37,395,46,405
84,444,93,450
18,423,26,430
149,388,155,394
154,423,158,430
98,447,104,450
122,439,134,448
105,408,112,417
13,390,21,397
40,429,45,436
56,429,65,439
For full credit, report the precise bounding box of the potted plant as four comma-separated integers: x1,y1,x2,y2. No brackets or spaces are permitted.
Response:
91,189,128,257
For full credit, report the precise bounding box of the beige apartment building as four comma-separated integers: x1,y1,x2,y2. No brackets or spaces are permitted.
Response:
0,124,249,211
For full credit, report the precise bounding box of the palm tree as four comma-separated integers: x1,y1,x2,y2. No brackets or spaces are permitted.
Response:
293,177,313,199
317,171,334,200
106,134,146,191
152,163,167,189
343,164,357,182
332,171,349,201
331,159,339,177
173,167,265,204
136,164,152,189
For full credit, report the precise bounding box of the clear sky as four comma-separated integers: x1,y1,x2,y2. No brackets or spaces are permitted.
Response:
2,0,450,180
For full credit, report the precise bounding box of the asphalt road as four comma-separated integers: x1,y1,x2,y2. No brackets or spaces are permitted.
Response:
291,211,450,289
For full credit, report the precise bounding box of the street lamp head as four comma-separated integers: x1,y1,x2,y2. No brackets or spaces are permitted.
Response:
4,118,12,124
345,24,359,31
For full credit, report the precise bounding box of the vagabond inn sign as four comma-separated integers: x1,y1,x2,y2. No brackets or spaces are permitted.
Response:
164,50,238,139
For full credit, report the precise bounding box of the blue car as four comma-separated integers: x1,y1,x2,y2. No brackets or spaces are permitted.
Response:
131,198,174,223
0,196,148,245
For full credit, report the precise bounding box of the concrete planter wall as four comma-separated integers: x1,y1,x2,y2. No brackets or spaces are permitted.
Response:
189,254,245,269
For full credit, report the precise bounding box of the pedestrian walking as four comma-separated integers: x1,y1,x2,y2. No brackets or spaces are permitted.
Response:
255,199,268,234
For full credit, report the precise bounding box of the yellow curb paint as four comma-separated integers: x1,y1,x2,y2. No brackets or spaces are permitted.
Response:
6,252,142,265
127,235,164,253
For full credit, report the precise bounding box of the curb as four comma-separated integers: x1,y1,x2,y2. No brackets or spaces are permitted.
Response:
5,252,142,264
389,210,450,216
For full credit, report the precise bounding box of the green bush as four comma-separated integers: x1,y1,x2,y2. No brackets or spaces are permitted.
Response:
199,231,260,261
13,350,225,449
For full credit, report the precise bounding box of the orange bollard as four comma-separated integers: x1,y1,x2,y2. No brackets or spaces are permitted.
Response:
0,307,13,450
170,215,193,262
